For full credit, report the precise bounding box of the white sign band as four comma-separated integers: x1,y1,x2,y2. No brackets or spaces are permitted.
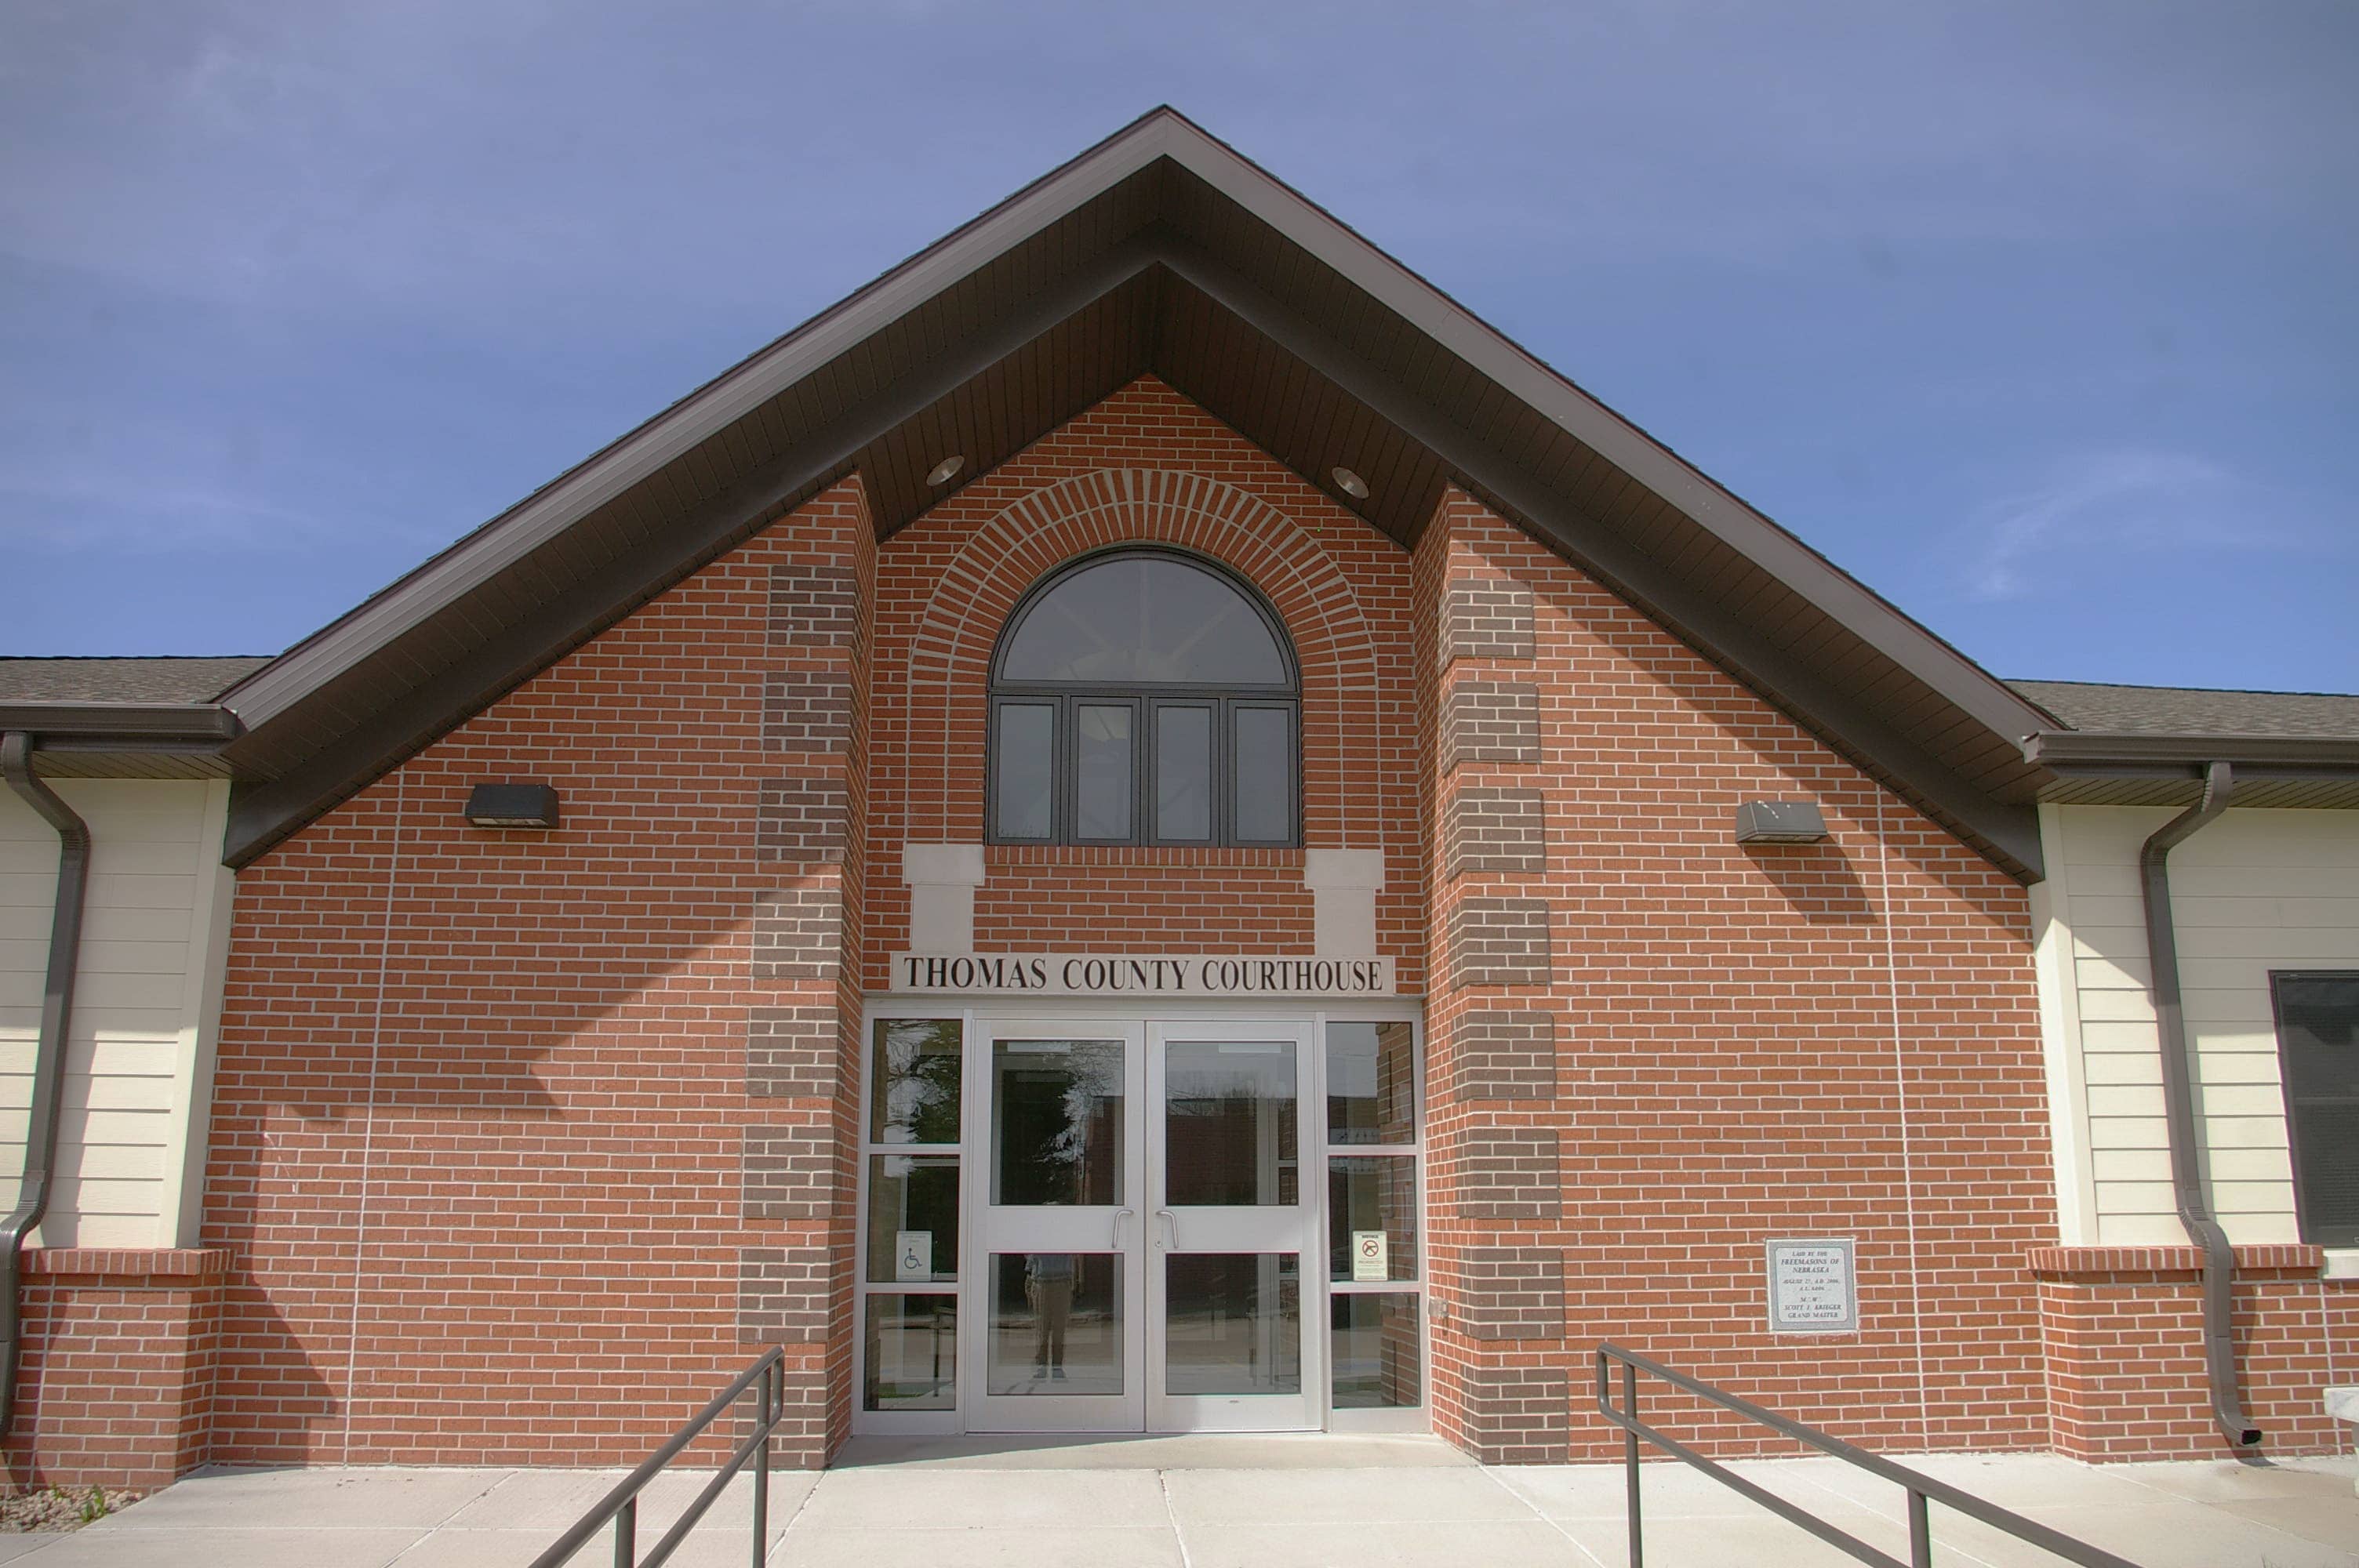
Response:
889,953,1396,997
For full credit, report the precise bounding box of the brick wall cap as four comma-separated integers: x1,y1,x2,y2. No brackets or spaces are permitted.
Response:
1303,848,1384,891
2026,1243,2324,1279
24,1247,231,1279
903,843,986,887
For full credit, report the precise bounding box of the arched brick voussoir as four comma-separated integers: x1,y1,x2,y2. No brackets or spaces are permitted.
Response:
906,468,1377,700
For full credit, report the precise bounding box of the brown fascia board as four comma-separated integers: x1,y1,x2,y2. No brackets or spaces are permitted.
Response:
0,703,242,744
211,107,2054,875
2024,730,2359,772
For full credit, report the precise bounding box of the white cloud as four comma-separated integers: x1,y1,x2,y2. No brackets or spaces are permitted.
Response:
1965,448,2299,601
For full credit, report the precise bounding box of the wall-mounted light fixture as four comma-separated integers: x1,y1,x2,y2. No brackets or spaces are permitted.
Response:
464,782,561,829
925,455,965,486
1330,466,1371,499
1733,800,1829,844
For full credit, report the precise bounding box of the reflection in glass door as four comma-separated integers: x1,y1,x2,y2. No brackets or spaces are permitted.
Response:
965,1024,1145,1432
1148,1023,1318,1432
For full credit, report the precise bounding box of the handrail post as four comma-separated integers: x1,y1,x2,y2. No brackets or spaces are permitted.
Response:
1907,1491,1931,1568
751,1362,772,1568
614,1495,636,1568
1623,1355,1643,1568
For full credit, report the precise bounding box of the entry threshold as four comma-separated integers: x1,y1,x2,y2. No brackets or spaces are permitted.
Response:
830,1432,1469,1470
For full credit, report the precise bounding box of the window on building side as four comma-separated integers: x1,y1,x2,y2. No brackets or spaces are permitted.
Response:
2271,971,2359,1247
989,550,1299,847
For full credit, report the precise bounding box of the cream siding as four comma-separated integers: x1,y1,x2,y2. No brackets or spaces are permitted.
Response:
2036,802,2359,1247
0,778,234,1249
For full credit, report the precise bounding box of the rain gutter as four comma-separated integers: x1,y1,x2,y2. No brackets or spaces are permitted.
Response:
0,733,89,1435
2138,760,2262,1450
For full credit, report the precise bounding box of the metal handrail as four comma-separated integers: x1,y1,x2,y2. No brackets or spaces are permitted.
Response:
1597,1343,2141,1568
529,1348,786,1568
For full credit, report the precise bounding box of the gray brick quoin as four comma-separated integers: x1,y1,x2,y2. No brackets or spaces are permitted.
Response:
1445,575,1536,663
752,885,841,982
1448,897,1552,987
1441,680,1539,770
1450,1010,1558,1101
1445,786,1545,879
756,776,849,862
761,666,854,752
742,1125,833,1222
1456,1245,1567,1341
736,1247,831,1343
1452,1127,1561,1222
769,561,858,646
1461,1366,1571,1463
747,1007,839,1098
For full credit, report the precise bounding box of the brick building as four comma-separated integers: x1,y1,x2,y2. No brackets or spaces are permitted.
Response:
2,110,2354,1488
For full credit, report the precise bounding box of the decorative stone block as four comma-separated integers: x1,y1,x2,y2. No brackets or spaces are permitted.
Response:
747,1007,838,1098
1451,1010,1557,1100
1441,680,1539,770
1445,575,1536,663
1454,1127,1561,1221
752,884,841,982
1445,787,1545,879
1457,1245,1567,1341
1449,897,1551,986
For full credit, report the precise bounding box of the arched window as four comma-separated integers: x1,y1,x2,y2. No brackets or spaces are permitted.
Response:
988,549,1300,847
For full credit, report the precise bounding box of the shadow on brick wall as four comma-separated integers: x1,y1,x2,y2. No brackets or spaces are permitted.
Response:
1741,841,1875,924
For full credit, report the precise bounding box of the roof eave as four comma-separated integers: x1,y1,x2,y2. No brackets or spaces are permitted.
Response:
2023,730,2359,771
0,703,244,743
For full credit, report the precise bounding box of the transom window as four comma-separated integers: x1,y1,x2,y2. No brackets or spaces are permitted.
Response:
988,550,1299,847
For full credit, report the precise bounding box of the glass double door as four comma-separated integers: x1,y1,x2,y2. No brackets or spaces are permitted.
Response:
966,1019,1316,1432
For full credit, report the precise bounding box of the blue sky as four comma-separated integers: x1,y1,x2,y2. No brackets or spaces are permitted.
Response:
4,2,2354,692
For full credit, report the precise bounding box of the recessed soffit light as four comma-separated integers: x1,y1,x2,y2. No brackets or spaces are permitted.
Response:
926,455,965,487
1330,466,1370,500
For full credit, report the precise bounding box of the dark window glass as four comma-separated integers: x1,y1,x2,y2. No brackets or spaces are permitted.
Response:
1233,706,1292,843
1327,1156,1418,1282
1001,556,1288,686
1163,1253,1300,1395
994,703,1054,840
1326,1022,1416,1145
1074,704,1134,840
1331,1294,1420,1409
987,551,1298,847
2274,972,2359,1247
987,1254,1125,1394
866,1156,959,1283
1154,704,1213,842
871,1018,962,1144
991,1039,1127,1206
1164,1040,1297,1207
863,1294,957,1411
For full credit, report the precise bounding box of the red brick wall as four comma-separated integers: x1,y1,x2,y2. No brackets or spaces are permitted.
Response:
175,374,2316,1477
203,478,874,1469
2035,1245,2356,1458
863,376,1422,986
3,1250,224,1490
1415,486,2055,1462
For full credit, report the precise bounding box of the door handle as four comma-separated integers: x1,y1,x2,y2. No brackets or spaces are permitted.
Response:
1154,1208,1179,1250
1110,1207,1134,1247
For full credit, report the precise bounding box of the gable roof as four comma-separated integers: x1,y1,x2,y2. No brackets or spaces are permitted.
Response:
2010,679,2359,810
0,656,269,705
27,109,2092,873
2012,680,2359,741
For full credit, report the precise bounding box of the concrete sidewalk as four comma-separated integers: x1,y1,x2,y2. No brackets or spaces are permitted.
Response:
2,1437,2353,1566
